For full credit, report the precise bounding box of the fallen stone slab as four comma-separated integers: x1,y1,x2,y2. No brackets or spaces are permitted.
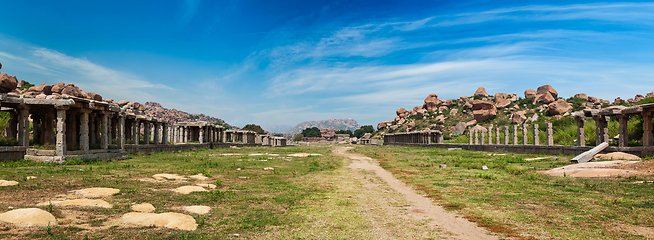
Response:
71,187,120,198
189,173,209,181
131,203,155,213
172,186,208,194
120,212,197,231
0,180,19,187
183,206,211,215
542,160,639,178
571,142,609,163
288,153,310,157
39,198,113,208
595,152,641,161
0,208,56,227
153,174,187,181
196,183,216,189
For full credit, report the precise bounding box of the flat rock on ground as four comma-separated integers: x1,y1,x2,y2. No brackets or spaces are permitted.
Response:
0,180,19,187
72,187,120,198
120,212,197,231
595,152,641,160
542,160,640,178
172,186,208,194
288,153,322,157
0,208,56,227
189,173,208,181
39,198,113,208
131,203,156,213
183,206,211,215
153,174,187,181
196,183,216,189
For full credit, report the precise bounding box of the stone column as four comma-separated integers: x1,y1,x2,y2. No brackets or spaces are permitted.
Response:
118,113,125,150
618,115,630,148
546,123,553,146
474,129,479,145
642,111,653,146
55,107,67,158
162,123,168,144
533,124,539,145
594,116,610,144
17,108,29,147
89,113,96,145
184,127,189,143
522,124,528,145
468,130,473,144
488,124,493,145
43,111,56,145
153,123,160,144
5,111,17,140
481,130,485,145
144,122,151,145
133,120,140,146
80,109,90,154
576,117,586,147
495,127,500,144
513,125,518,145
101,112,108,150
199,126,205,143
504,126,509,145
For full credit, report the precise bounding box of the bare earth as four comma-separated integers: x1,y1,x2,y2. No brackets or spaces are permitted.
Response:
333,146,496,240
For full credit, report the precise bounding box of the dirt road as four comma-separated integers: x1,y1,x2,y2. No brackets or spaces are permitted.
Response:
334,146,496,240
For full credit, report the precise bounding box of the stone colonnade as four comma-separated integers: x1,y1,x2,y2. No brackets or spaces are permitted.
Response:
222,130,257,144
383,130,443,144
575,104,654,148
468,123,554,146
170,121,224,144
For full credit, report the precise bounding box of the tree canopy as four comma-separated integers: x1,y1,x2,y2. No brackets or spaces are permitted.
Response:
242,124,266,134
301,127,321,137
353,125,375,138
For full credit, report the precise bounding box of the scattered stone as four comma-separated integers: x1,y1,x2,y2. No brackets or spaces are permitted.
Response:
423,94,440,112
595,152,641,161
472,100,497,122
447,148,461,151
173,186,208,194
39,198,113,208
571,142,609,163
196,183,217,189
547,99,573,116
511,111,527,125
0,73,18,93
0,208,56,227
26,176,36,180
481,166,489,170
473,86,488,97
263,167,275,171
288,153,320,157
574,93,588,99
543,160,639,178
189,173,209,181
132,203,156,213
0,180,19,187
439,164,447,168
524,89,536,99
183,206,211,215
71,187,120,198
153,174,187,181
120,212,197,231
396,107,408,117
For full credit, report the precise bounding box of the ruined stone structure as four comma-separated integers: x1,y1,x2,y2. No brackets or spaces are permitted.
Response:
1,93,289,162
382,130,443,145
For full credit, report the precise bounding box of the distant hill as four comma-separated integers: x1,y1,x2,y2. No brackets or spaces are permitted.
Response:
287,119,360,135
143,102,236,129
261,124,293,134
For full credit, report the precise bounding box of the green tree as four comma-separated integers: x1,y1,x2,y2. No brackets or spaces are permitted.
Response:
301,127,321,137
242,124,266,134
292,134,304,141
353,125,375,138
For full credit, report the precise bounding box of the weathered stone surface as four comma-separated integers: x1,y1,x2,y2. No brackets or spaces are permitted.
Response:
0,180,19,187
473,86,488,97
533,92,555,105
173,186,208,194
524,89,536,99
536,84,558,99
407,120,416,130
438,106,449,112
396,107,408,117
118,100,130,107
125,102,146,111
0,208,56,227
415,108,428,116
61,84,87,98
635,94,645,102
362,133,372,139
434,115,446,124
594,152,641,160
587,96,599,103
574,93,588,99
27,83,52,95
511,111,527,124
0,73,18,93
614,97,624,104
547,99,573,116
571,142,609,163
463,101,472,109
50,82,66,93
494,92,511,109
72,187,120,198
423,94,440,112
377,120,391,130
183,206,211,215
453,122,467,134
189,173,209,181
39,198,113,208
86,92,103,101
450,108,459,116
120,212,197,231
507,93,517,101
441,99,453,107
132,203,156,213
465,119,477,126
472,100,497,122
153,174,187,181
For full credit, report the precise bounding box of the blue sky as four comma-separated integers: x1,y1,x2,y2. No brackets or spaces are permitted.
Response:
1,1,654,130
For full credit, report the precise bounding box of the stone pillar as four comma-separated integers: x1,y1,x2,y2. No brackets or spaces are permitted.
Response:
495,127,500,144
43,111,56,145
199,126,205,143
481,130,485,145
533,124,539,145
101,112,108,150
144,122,151,145
576,117,586,147
513,125,518,145
488,124,493,145
504,126,509,145
618,115,630,148
5,111,17,140
162,123,168,144
468,130,473,144
80,110,90,154
546,123,553,146
474,129,479,145
55,107,67,158
118,113,125,150
89,113,96,145
184,127,188,143
642,111,653,146
17,108,29,147
153,123,160,144
133,120,140,146
522,124,528,145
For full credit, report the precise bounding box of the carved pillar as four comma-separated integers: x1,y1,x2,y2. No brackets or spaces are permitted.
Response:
618,115,629,148
495,127,500,144
533,124,539,146
5,110,17,140
481,130,485,145
522,124,528,145
118,113,125,150
513,125,518,145
199,126,205,143
162,123,168,144
594,116,610,144
89,113,96,145
153,122,160,144
488,124,493,145
642,111,653,146
80,109,90,154
17,107,29,147
546,123,553,146
133,119,140,146
55,107,67,158
504,126,509,145
43,110,56,145
474,129,479,145
144,122,151,145
101,112,108,150
576,117,585,147
468,129,473,145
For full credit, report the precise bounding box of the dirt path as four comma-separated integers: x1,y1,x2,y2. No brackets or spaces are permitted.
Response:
334,146,496,240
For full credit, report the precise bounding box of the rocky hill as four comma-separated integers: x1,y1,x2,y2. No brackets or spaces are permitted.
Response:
376,85,654,142
261,124,293,134
287,119,360,135
142,102,234,128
